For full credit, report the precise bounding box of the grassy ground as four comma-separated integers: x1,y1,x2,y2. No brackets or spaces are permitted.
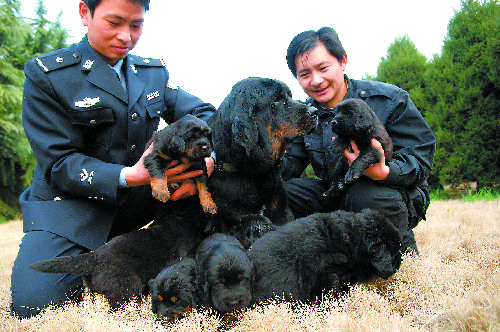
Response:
1,199,499,331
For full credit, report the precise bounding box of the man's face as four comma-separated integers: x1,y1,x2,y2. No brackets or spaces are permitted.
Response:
295,43,348,109
80,0,145,65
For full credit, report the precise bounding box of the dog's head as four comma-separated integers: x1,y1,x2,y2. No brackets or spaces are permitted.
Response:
155,114,213,161
196,233,254,313
149,258,198,320
332,98,378,139
355,209,402,279
210,77,318,170
229,214,277,249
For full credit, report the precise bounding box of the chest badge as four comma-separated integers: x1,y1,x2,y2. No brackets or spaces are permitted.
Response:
147,91,160,100
75,97,100,108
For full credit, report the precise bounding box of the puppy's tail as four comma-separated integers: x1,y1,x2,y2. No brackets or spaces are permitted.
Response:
30,253,95,276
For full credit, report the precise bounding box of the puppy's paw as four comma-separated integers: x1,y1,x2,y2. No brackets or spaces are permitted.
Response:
151,177,170,202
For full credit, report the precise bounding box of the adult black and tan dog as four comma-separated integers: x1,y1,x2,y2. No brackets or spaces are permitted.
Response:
144,114,216,214
323,98,393,199
195,233,254,313
207,77,318,227
30,77,318,306
248,209,402,303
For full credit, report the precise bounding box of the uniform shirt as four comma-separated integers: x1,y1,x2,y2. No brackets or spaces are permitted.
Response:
281,76,436,191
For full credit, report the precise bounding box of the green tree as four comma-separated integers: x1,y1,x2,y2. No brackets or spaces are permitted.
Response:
0,0,68,221
375,35,428,114
425,0,499,187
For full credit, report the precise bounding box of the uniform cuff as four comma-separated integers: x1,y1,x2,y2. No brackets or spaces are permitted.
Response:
119,167,130,188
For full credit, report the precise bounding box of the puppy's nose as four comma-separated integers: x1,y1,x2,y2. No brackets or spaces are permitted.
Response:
307,106,317,117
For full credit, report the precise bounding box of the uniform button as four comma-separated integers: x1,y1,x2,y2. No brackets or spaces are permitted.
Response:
157,111,161,115
131,112,139,121
73,53,79,58
360,90,367,96
305,143,311,148
131,145,137,151
89,119,96,125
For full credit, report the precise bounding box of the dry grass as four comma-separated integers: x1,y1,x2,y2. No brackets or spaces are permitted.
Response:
1,200,499,331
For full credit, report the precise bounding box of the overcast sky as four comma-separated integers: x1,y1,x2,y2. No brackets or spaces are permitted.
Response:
21,0,463,107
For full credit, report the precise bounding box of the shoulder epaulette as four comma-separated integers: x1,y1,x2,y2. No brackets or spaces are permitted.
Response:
129,55,163,67
35,50,82,73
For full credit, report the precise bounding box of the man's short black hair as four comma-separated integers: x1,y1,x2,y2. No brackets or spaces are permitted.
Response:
83,0,150,16
286,27,346,78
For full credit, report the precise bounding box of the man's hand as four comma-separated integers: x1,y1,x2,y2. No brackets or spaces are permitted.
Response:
169,156,215,201
123,143,154,187
343,138,390,181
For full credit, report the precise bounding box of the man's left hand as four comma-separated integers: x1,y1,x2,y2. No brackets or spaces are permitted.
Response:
343,138,390,181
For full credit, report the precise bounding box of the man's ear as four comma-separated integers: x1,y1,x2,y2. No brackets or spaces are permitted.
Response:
79,0,90,26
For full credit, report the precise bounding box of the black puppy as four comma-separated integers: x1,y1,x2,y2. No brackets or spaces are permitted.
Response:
195,233,254,313
144,114,216,214
323,98,393,199
148,258,198,320
248,209,402,303
228,214,276,249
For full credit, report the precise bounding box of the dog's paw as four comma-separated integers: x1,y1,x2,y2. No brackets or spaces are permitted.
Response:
151,178,170,202
201,202,217,214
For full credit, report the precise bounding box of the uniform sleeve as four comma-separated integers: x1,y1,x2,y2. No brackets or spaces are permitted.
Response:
379,91,436,189
22,60,124,202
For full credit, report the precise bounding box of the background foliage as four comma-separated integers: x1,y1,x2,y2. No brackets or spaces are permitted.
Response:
0,0,498,221
0,0,68,221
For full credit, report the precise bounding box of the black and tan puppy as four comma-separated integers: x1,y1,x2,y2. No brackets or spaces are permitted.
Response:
148,258,198,320
323,98,393,199
207,77,318,226
248,209,402,303
195,233,254,313
144,114,216,213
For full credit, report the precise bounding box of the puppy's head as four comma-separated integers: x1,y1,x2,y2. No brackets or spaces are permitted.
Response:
332,98,377,138
211,77,318,169
155,114,213,161
196,234,254,313
149,258,198,320
229,214,276,249
357,209,402,279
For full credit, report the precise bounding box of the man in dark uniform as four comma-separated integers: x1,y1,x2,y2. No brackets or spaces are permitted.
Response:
10,0,216,318
282,27,436,254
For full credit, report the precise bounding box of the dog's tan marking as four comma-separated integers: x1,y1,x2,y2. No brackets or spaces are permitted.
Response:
170,296,178,303
157,150,170,160
157,295,163,301
197,181,217,214
150,177,170,202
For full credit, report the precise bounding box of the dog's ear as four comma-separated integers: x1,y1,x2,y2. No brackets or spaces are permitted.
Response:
231,108,258,159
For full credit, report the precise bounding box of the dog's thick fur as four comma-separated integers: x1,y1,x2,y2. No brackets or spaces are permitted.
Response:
29,77,317,306
207,77,318,226
323,98,393,199
148,257,198,320
144,114,216,213
195,233,254,313
248,209,402,303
